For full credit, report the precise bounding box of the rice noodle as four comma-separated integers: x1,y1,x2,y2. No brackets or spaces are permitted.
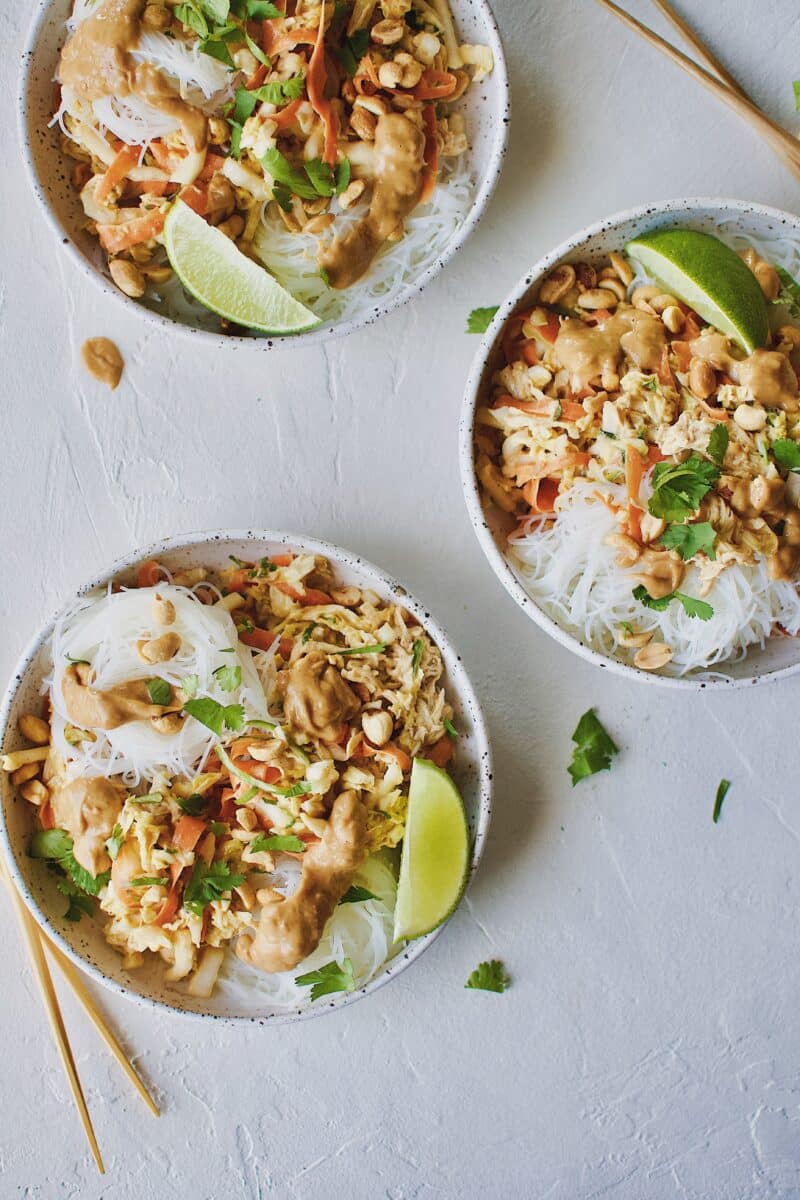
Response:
47,584,269,784
507,479,800,677
215,853,399,1008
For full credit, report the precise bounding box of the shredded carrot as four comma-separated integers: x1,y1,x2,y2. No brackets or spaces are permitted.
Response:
647,444,668,464
361,740,412,773
522,476,560,513
411,69,458,100
271,97,303,130
218,789,237,823
198,152,226,182
306,2,338,166
536,313,561,345
239,627,277,651
427,736,454,768
98,209,166,253
178,183,208,215
520,340,539,366
174,815,207,853
246,61,269,90
273,581,332,606
136,559,163,588
226,569,252,593
233,758,281,785
625,446,645,541
96,144,140,203
271,554,294,566
419,104,438,205
153,881,182,927
699,401,730,423
672,341,693,372
39,801,55,830
270,26,316,52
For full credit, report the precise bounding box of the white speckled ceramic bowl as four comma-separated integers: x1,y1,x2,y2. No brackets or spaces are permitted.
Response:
0,531,492,1024
18,0,509,348
460,198,800,690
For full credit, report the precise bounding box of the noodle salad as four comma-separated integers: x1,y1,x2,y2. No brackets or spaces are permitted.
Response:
3,551,459,1002
52,0,492,327
474,234,800,676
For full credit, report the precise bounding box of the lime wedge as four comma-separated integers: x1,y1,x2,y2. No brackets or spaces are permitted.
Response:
625,228,769,353
163,200,319,335
393,757,469,941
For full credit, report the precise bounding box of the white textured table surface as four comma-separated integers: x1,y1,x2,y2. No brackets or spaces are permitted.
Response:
3,2,800,1196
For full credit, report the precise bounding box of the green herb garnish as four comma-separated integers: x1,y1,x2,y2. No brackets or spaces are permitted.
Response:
632,585,714,620
659,521,716,561
713,778,731,824
337,27,369,76
773,438,800,472
411,638,424,675
443,718,459,738
295,958,356,1000
466,306,499,334
339,885,378,905
183,859,245,917
465,960,510,993
184,697,245,734
648,455,719,522
146,677,172,706
129,876,168,888
105,824,124,861
335,643,386,656
29,828,109,907
175,793,207,816
302,623,316,643
213,663,242,692
567,709,618,786
707,423,729,467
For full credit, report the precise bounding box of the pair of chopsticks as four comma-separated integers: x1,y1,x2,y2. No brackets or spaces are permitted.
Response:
1,859,159,1173
594,0,800,182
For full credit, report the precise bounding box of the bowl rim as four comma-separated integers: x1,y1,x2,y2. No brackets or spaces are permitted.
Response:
0,528,493,1025
459,196,800,691
17,0,510,351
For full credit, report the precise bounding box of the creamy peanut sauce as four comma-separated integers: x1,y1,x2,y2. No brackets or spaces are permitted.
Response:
237,790,368,972
280,652,360,742
81,337,124,389
319,113,424,289
554,307,666,391
688,332,736,372
735,350,799,412
52,776,124,875
58,0,207,152
62,663,180,730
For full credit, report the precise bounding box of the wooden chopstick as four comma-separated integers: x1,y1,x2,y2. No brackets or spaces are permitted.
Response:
648,0,800,179
4,876,105,1174
45,937,160,1119
594,0,800,180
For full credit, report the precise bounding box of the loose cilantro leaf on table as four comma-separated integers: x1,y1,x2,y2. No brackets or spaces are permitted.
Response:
633,585,714,620
713,778,731,824
183,697,245,734
183,860,245,916
213,663,242,692
466,306,499,334
146,677,172,705
250,833,306,853
465,959,510,993
295,958,356,1000
773,438,800,472
648,455,719,522
707,423,729,467
659,521,717,561
567,709,618,786
339,885,378,905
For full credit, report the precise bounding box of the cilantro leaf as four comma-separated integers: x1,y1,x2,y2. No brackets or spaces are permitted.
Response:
339,885,378,904
244,0,282,16
146,677,172,705
183,697,245,734
707,423,729,467
773,438,800,472
233,87,259,125
713,778,731,823
338,27,369,75
181,674,200,699
659,521,717,561
243,27,270,65
183,860,245,916
229,121,243,159
213,663,242,692
29,828,109,896
411,638,424,675
334,156,351,194
176,1,209,37
199,0,229,22
250,833,306,853
567,708,618,786
295,958,356,1000
175,793,208,816
56,875,94,922
105,824,124,861
200,37,235,66
465,959,510,993
633,585,714,620
261,147,318,199
466,306,500,334
129,876,169,888
65,853,110,895
648,455,719,522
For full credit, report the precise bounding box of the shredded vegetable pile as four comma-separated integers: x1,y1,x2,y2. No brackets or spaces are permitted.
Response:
8,551,459,1002
475,233,800,676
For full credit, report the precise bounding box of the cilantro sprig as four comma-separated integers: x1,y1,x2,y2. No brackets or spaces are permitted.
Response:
707,423,729,467
261,147,350,201
648,455,719,523
183,859,245,916
295,958,356,1000
146,677,172,706
659,521,716,562
213,663,242,692
29,829,109,921
567,709,618,786
339,885,378,905
633,585,713,620
465,960,510,993
773,439,800,473
337,27,369,76
183,696,245,734
250,833,306,853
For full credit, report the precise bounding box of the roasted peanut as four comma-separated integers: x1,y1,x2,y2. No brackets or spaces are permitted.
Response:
539,264,576,305
18,713,50,745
